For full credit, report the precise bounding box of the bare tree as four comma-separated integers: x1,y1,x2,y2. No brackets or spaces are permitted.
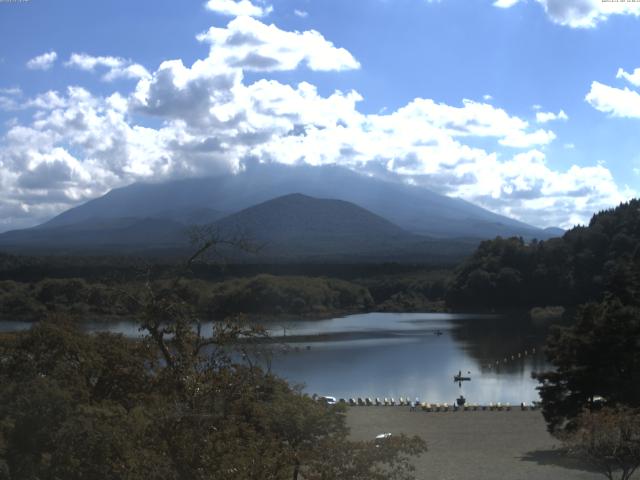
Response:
562,408,640,480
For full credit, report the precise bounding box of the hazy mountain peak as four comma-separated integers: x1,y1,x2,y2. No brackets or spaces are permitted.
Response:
37,163,557,240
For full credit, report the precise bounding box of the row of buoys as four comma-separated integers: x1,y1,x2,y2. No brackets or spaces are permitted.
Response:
346,397,415,406
339,398,537,411
485,347,537,370
281,345,312,354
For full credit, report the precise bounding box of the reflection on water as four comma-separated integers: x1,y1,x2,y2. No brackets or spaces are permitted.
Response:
0,312,550,404
263,313,549,404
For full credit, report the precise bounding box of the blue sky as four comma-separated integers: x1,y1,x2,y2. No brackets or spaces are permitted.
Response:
1,0,639,231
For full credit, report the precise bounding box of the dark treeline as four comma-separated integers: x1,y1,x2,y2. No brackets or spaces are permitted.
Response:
0,252,451,282
0,275,375,321
446,199,640,309
0,271,452,321
0,250,453,321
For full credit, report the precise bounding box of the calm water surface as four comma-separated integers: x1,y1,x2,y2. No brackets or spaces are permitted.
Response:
1,312,549,404
263,313,549,405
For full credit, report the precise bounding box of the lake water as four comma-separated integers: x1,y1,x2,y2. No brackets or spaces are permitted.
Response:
0,312,550,405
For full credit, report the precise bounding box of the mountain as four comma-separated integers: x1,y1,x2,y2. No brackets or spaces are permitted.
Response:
215,193,420,258
0,193,478,262
0,164,563,260
38,163,557,240
0,217,188,254
543,227,566,237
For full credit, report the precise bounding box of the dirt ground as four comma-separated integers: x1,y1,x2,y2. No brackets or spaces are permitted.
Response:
347,407,603,480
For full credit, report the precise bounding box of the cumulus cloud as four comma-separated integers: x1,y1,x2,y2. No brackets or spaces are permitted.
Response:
196,16,360,72
294,9,309,18
66,53,150,81
205,0,272,17
26,51,57,70
536,109,568,123
586,80,640,118
455,150,633,228
494,0,640,28
0,16,632,231
617,67,640,87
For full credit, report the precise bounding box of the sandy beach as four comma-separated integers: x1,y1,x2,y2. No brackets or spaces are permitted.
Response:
347,407,601,480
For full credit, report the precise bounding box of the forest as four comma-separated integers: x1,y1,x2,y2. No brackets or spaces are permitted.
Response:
446,199,640,309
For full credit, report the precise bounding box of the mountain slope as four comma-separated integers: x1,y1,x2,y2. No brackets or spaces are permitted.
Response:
0,217,189,253
0,193,478,261
214,193,420,256
39,163,556,240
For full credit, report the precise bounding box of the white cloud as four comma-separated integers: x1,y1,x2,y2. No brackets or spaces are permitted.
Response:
617,67,640,87
585,80,640,118
294,9,309,18
495,0,640,28
493,0,520,8
66,53,150,81
196,16,360,72
482,94,493,101
0,87,23,111
0,17,632,232
536,109,568,123
205,0,272,17
26,51,57,70
0,87,22,96
25,91,68,110
0,86,177,229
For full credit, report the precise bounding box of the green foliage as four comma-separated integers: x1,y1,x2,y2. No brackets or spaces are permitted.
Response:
303,434,426,480
1,315,425,480
447,199,640,308
0,274,375,321
0,321,159,479
0,278,138,320
535,300,640,434
356,270,450,312
203,274,374,317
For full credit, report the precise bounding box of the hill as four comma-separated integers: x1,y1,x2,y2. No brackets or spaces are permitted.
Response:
215,193,418,256
446,199,640,308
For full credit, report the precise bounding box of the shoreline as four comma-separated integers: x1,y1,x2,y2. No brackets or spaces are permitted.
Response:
346,407,600,480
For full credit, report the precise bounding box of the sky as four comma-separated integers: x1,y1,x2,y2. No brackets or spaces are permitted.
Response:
1,0,640,232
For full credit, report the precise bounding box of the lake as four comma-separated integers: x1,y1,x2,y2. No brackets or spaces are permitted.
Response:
0,312,550,405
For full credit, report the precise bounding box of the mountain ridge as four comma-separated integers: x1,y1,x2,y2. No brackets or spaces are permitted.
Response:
0,164,563,261
38,163,558,240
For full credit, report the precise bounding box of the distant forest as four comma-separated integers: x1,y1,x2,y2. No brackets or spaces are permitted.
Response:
1,199,639,321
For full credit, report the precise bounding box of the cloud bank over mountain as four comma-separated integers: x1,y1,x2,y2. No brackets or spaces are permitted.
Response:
0,0,634,232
